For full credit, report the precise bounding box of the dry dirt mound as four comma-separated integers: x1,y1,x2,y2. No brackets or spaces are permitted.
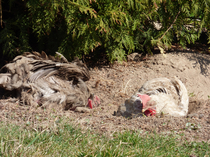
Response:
88,51,210,102
1,51,210,142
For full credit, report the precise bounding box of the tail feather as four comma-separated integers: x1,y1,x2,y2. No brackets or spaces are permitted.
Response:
171,77,189,113
55,52,68,63
41,51,48,60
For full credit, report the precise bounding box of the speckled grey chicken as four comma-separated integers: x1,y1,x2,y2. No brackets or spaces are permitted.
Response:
0,51,100,110
115,77,189,117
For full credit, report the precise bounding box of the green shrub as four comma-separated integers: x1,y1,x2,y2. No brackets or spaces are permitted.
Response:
0,0,210,62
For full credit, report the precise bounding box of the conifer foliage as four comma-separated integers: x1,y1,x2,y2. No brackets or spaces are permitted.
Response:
0,0,210,62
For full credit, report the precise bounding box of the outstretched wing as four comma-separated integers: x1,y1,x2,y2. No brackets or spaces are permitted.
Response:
28,53,90,82
0,51,92,110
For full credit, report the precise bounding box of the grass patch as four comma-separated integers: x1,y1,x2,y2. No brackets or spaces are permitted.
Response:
0,120,209,157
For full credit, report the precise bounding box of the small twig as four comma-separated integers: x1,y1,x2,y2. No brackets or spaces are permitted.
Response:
123,79,131,94
111,67,123,72
143,12,150,21
159,9,181,41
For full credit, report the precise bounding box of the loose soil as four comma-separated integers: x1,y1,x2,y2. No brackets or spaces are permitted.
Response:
1,50,210,143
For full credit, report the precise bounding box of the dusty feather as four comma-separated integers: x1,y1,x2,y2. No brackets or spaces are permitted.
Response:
0,51,95,111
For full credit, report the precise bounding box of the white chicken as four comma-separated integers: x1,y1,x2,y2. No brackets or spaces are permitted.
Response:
116,77,189,117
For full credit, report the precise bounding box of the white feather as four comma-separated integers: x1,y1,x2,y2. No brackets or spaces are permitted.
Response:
117,77,189,117
136,77,189,117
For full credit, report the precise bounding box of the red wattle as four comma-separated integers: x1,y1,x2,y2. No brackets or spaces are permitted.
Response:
88,99,93,109
144,108,156,116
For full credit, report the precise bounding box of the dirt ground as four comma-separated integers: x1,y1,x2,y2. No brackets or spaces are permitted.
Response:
1,50,210,143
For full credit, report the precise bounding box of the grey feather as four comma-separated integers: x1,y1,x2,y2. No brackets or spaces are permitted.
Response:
0,52,92,110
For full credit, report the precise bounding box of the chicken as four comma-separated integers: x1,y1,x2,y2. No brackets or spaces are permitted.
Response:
0,51,100,110
115,77,189,117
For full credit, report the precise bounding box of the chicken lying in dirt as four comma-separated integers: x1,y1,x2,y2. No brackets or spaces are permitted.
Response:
115,77,189,118
0,51,100,112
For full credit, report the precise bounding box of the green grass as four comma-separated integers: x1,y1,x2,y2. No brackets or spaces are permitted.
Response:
0,120,209,157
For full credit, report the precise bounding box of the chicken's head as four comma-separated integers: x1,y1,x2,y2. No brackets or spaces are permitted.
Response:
137,94,150,108
88,94,100,109
137,94,156,116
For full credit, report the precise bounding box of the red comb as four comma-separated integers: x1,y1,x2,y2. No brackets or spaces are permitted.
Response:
137,94,150,108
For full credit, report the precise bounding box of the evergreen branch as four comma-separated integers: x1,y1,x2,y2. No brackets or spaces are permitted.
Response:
159,9,181,41
143,12,150,21
1,0,208,62
69,1,97,18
